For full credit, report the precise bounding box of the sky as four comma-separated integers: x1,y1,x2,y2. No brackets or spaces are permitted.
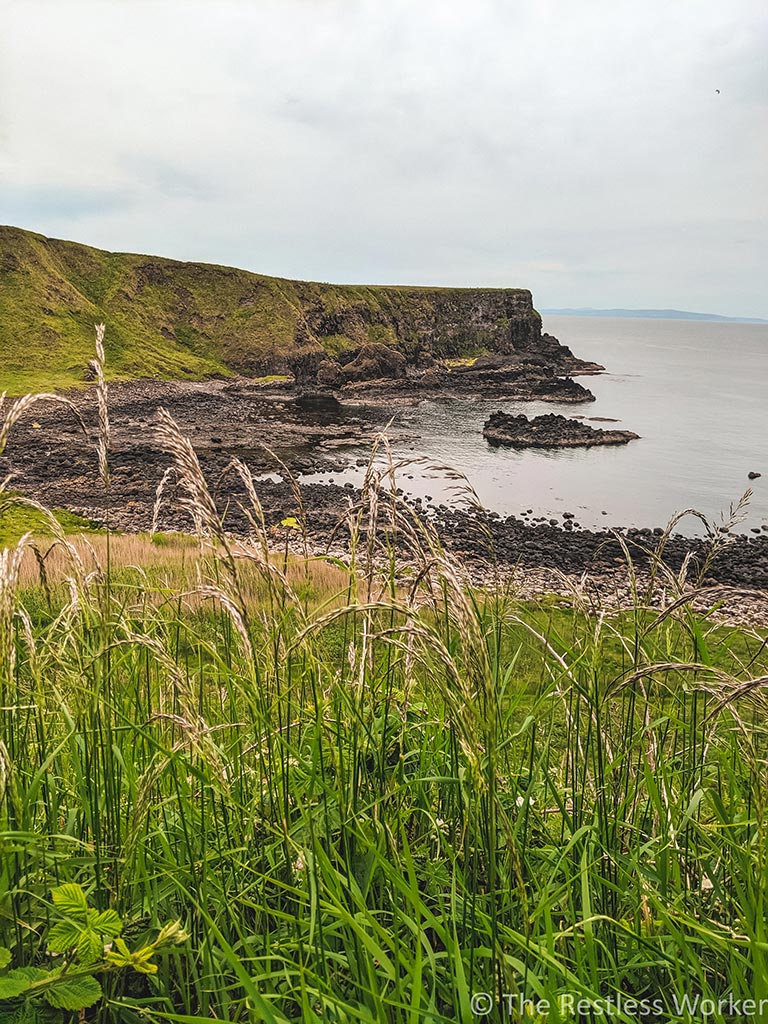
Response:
2,0,766,317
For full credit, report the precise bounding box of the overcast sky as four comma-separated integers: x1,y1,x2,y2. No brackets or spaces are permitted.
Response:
2,0,766,316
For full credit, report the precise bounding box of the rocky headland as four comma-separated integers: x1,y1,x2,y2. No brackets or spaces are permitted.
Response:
1,225,602,396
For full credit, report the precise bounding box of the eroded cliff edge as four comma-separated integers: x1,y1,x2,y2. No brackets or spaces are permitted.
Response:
0,225,595,393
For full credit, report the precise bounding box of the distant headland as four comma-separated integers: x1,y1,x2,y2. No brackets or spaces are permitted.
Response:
541,307,768,324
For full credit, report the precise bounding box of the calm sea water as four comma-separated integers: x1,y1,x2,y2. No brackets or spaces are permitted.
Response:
304,316,768,535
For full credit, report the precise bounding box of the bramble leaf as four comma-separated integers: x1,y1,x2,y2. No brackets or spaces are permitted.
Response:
0,967,47,1000
90,909,122,939
43,974,102,1011
103,937,132,968
45,920,81,954
0,1004,41,1024
105,941,157,974
132,959,158,975
51,884,87,919
0,975,31,1000
76,928,103,967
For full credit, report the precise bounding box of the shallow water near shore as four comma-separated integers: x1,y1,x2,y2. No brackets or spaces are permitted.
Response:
300,316,768,536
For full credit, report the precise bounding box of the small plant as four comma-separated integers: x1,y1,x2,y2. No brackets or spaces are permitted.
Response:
0,884,187,1020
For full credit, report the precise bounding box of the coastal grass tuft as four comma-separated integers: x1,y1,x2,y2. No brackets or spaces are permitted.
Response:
1,330,768,1021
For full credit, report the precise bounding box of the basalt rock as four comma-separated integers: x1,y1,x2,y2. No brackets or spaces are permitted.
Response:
316,358,343,387
517,376,595,403
483,412,639,448
416,366,451,388
288,348,330,385
339,343,407,383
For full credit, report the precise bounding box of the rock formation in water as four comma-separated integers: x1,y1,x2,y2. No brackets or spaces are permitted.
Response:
483,412,640,448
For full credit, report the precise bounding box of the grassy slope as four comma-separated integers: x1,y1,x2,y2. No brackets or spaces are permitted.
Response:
0,225,300,392
0,225,534,394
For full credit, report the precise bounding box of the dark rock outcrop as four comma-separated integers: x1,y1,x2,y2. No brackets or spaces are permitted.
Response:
515,376,595,403
483,412,640,448
339,343,407,383
288,349,329,385
316,359,342,387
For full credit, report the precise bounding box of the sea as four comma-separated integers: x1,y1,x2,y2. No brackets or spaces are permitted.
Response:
300,316,768,536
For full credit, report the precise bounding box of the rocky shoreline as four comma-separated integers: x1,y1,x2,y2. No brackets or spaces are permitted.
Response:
0,377,766,614
289,341,603,404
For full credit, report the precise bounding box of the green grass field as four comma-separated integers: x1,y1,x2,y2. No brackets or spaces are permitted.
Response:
0,498,100,547
2,459,768,1022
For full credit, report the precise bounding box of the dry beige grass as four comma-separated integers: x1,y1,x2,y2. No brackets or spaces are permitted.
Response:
15,533,194,590
16,530,357,610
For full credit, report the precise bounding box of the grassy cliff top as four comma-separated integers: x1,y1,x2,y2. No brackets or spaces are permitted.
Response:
0,225,536,395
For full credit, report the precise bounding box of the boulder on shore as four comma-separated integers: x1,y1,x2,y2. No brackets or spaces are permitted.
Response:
483,411,639,448
288,343,407,387
340,343,407,383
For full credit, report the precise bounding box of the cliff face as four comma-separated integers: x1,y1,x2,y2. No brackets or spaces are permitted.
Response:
298,286,541,360
0,225,561,393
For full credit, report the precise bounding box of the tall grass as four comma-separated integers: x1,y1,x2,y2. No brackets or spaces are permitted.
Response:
1,331,768,1022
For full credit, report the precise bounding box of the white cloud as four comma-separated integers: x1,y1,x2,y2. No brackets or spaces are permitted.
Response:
1,0,766,315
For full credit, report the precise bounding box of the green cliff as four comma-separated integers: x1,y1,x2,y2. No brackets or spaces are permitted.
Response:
0,225,547,394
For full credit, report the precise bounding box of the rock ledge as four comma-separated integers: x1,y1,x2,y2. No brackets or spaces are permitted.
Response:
483,412,640,448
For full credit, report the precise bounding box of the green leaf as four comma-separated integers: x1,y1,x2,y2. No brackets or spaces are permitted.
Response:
51,884,87,919
0,948,11,970
0,975,32,1000
0,1004,41,1024
5,969,48,983
128,946,158,975
45,920,81,954
104,937,132,968
76,929,103,967
90,909,122,939
43,974,102,1011
0,967,47,1000
132,960,158,975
